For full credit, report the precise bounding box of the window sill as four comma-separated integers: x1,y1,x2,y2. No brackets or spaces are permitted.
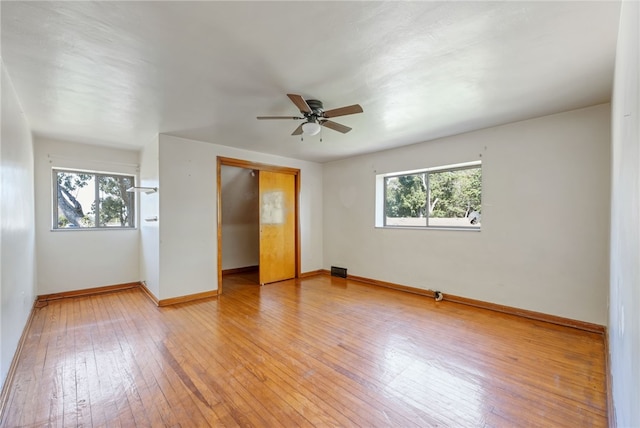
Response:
375,226,481,232
51,227,138,232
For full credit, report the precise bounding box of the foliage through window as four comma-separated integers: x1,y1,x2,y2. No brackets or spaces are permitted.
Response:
383,163,481,229
53,169,135,229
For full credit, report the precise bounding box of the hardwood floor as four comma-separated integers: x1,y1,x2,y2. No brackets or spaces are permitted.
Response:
1,273,607,427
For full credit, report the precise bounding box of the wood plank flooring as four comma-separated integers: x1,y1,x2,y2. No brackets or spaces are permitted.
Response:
1,273,607,427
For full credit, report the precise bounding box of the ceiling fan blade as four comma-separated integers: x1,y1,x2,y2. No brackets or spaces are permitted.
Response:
291,123,304,135
321,120,352,134
323,104,363,118
287,94,312,114
257,116,301,120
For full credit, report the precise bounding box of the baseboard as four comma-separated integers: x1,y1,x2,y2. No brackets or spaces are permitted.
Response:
347,273,437,298
0,300,38,425
139,282,218,307
604,328,616,427
443,294,605,334
158,290,219,307
222,265,258,275
37,282,141,302
222,266,322,279
299,269,326,278
139,281,160,306
345,273,605,334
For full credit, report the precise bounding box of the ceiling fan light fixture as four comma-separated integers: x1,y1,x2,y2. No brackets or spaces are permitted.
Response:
257,94,363,136
302,121,322,136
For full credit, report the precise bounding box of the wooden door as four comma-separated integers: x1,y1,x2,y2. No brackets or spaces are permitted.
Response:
259,170,296,285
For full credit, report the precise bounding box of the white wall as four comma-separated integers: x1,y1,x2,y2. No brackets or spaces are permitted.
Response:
609,1,640,426
324,104,610,325
145,134,323,301
157,136,218,299
139,136,160,297
221,165,259,270
33,138,140,294
0,62,36,385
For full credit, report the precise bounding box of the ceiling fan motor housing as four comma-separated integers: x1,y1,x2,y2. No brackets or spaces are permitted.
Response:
305,99,324,120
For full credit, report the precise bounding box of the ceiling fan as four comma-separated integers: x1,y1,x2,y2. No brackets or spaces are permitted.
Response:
257,94,363,136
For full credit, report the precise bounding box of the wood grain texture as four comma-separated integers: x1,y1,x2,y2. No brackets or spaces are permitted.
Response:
222,265,259,275
1,273,607,427
604,329,616,427
299,269,325,278
443,293,605,334
216,156,300,175
259,170,296,285
216,156,301,295
157,290,219,307
346,271,605,334
216,156,224,295
139,281,160,306
0,302,37,424
36,282,140,302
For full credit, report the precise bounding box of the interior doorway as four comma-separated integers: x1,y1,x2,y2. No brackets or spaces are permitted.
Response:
219,164,260,284
217,157,300,294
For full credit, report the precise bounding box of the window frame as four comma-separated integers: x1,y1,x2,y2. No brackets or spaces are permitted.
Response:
377,161,482,231
52,168,137,230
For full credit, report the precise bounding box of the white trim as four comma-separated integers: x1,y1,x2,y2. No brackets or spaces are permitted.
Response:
47,154,139,170
378,160,481,178
375,161,482,229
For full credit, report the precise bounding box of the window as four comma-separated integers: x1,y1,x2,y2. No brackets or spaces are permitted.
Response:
53,169,135,229
378,162,481,229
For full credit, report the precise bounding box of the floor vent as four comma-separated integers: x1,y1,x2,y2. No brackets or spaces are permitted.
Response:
331,266,347,278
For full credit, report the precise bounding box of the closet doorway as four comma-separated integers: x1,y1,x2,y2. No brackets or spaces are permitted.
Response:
217,157,300,294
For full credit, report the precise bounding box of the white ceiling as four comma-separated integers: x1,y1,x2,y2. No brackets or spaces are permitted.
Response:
1,1,621,163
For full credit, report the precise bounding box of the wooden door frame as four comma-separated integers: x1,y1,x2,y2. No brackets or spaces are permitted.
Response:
217,156,301,294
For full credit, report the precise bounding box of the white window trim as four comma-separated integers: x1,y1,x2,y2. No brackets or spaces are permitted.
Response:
375,161,482,231
52,168,137,231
